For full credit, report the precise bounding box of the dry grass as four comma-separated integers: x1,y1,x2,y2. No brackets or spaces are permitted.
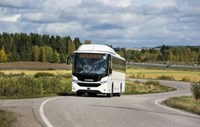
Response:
0,70,71,76
164,96,200,115
124,80,176,94
0,109,16,127
126,67,200,82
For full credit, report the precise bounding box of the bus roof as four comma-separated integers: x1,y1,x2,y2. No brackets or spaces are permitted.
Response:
74,44,125,61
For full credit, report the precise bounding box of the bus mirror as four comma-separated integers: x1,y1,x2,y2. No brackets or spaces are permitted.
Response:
67,57,71,65
109,68,112,74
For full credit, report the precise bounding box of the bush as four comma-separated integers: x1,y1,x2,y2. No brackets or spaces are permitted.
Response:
34,72,55,78
191,82,200,100
182,77,191,82
57,73,72,78
124,80,175,95
145,80,160,86
0,72,5,76
0,109,16,127
157,75,175,80
0,72,25,77
0,76,71,97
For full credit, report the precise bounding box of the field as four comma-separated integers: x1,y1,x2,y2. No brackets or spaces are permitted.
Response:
126,67,200,82
1,66,199,83
1,62,199,83
0,70,71,75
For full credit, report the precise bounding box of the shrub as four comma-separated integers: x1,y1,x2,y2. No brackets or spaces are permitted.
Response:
124,80,175,95
34,72,55,78
157,75,175,80
145,81,160,86
0,72,5,76
57,73,72,78
0,109,16,127
191,82,200,100
182,77,191,82
0,72,25,77
0,76,71,97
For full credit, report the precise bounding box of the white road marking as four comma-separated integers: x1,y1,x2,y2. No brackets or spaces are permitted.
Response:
40,97,64,127
155,98,200,118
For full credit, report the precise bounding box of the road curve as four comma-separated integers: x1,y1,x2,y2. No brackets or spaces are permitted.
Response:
39,80,200,127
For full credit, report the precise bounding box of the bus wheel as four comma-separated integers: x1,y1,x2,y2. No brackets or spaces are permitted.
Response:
107,93,112,97
77,92,82,96
116,93,121,97
88,93,97,97
107,84,113,97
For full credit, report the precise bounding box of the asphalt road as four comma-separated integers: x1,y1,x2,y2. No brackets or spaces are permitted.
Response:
37,80,200,127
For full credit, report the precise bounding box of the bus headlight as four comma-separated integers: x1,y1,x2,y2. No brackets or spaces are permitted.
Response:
72,79,78,84
101,81,107,84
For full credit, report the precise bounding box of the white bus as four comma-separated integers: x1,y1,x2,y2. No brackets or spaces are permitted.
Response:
72,44,126,97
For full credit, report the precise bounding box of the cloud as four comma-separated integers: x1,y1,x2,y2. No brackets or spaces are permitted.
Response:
0,0,200,47
0,0,43,8
0,14,21,22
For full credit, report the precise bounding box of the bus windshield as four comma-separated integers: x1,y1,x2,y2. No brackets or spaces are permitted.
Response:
74,53,108,75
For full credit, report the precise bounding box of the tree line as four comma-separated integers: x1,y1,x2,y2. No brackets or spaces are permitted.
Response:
115,45,200,64
0,32,199,64
0,32,81,63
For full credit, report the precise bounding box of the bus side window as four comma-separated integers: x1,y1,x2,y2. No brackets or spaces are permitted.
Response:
109,55,112,74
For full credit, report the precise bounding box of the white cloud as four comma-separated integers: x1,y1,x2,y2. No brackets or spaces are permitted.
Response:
0,14,21,22
40,22,83,37
97,0,132,7
0,0,200,47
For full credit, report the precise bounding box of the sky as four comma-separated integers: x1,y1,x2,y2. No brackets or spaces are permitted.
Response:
0,0,200,48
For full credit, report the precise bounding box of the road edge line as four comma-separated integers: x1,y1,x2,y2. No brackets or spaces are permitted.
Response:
40,97,63,127
155,98,200,118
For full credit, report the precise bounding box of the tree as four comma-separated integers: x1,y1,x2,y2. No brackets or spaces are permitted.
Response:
167,49,174,62
9,52,20,61
66,37,75,55
52,50,60,63
84,40,92,44
0,48,7,62
41,46,46,62
73,37,81,49
45,46,53,62
60,53,66,63
160,45,168,61
33,46,40,62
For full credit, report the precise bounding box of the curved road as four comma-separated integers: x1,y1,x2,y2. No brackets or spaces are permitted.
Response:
38,80,200,127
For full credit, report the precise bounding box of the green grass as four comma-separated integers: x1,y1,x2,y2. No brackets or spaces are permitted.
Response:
0,109,17,127
124,80,176,95
164,96,200,115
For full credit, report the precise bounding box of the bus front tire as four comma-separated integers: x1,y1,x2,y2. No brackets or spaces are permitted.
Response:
77,92,82,96
107,93,112,97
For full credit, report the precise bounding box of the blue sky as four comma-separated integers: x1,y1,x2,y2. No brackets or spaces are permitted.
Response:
0,0,200,47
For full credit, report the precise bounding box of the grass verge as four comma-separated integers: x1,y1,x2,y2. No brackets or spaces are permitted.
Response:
124,80,176,95
163,96,200,115
0,109,17,127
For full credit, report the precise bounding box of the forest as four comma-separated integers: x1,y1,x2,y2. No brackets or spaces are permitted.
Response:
0,32,81,63
0,32,200,64
115,46,200,64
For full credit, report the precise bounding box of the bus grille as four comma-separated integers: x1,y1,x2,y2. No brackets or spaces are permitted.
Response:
77,83,101,87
